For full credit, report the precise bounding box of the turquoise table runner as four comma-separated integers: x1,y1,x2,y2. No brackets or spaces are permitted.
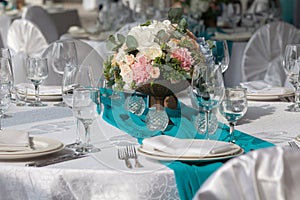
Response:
100,88,274,200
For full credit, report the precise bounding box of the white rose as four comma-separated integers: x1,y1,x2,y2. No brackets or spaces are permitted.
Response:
120,65,133,84
128,26,156,48
138,42,162,60
150,66,160,79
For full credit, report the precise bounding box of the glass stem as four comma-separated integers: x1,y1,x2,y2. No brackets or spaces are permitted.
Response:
83,123,91,149
229,122,236,143
0,115,2,131
34,84,40,103
75,119,81,144
294,85,300,108
204,111,210,140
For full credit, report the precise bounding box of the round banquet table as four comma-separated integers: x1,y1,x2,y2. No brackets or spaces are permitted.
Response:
0,92,297,199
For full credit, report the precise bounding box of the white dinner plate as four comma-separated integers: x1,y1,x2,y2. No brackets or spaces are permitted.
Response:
138,138,244,162
138,146,244,162
0,137,64,160
247,87,294,100
16,84,62,101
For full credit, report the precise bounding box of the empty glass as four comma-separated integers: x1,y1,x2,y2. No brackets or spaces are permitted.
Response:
26,57,49,107
72,88,101,153
283,44,300,112
52,40,78,106
219,88,248,143
211,40,230,73
191,65,225,140
0,83,11,130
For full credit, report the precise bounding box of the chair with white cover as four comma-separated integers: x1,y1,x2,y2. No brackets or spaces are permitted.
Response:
7,19,48,84
23,5,59,43
193,146,300,200
41,39,104,86
241,21,300,87
0,14,11,48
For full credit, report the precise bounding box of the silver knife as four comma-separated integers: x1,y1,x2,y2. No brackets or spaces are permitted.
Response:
25,153,87,167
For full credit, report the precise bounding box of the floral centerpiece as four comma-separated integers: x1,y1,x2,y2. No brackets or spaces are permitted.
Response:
104,8,207,101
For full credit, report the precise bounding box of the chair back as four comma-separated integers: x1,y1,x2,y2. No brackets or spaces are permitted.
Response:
0,14,11,48
7,19,48,56
241,21,300,86
194,146,300,200
23,5,59,43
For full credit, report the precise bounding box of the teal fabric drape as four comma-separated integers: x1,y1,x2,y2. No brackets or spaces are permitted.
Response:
100,88,274,200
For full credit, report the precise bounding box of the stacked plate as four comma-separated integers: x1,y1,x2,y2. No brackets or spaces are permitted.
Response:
16,83,62,101
246,87,294,101
138,135,244,162
0,137,64,160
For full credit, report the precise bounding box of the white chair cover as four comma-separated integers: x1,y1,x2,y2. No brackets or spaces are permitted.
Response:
0,14,11,48
241,21,300,86
7,19,48,56
193,146,300,200
23,5,59,43
42,39,104,86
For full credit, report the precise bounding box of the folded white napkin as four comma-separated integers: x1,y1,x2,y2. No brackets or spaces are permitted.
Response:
16,83,62,96
142,135,238,157
240,81,272,93
0,130,32,152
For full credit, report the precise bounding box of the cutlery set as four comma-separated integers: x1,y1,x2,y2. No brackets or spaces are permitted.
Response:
118,146,143,169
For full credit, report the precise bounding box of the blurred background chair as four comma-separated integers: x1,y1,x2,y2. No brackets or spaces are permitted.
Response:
241,21,300,87
23,5,59,44
193,146,300,200
41,39,104,86
7,19,48,84
0,14,12,48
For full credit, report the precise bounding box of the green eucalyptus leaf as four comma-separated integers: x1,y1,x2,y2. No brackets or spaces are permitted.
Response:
126,35,138,49
106,40,117,51
117,34,126,44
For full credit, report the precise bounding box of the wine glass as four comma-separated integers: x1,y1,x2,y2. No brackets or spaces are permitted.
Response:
0,57,13,85
227,3,241,30
25,57,49,107
191,65,225,140
211,40,230,73
72,88,101,153
0,83,11,130
283,44,300,112
51,40,77,106
62,65,94,149
219,87,248,143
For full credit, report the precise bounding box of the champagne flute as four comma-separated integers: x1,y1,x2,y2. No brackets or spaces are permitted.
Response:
219,87,248,143
191,65,225,140
72,88,101,153
211,40,230,73
0,83,11,130
26,57,49,107
283,44,300,112
52,40,78,107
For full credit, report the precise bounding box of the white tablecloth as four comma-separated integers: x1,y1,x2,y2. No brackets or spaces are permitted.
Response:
0,96,297,199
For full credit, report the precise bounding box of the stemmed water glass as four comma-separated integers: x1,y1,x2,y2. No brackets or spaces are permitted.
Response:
219,87,248,143
283,44,300,112
26,57,49,107
72,88,101,153
0,83,11,130
211,40,230,73
191,65,225,140
62,65,94,149
52,40,77,107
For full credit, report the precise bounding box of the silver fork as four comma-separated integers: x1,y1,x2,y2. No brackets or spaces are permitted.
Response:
118,147,132,169
127,145,143,168
288,141,300,150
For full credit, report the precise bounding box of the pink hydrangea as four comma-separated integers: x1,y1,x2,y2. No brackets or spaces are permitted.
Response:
171,47,194,71
131,56,153,84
